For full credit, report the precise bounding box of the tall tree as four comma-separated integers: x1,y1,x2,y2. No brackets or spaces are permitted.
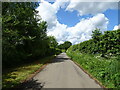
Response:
47,36,58,48
2,2,48,67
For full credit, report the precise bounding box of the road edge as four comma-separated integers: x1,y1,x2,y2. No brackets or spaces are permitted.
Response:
15,55,57,88
67,55,107,89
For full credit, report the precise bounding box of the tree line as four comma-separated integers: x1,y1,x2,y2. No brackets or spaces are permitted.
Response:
2,2,72,69
57,41,72,52
2,2,62,68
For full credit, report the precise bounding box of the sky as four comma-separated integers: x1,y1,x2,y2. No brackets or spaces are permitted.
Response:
36,0,120,45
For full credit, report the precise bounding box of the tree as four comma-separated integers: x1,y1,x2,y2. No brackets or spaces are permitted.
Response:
64,41,72,50
92,28,102,40
2,2,50,68
47,36,58,48
58,41,72,52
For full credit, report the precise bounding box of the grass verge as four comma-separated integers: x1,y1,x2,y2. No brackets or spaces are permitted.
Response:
2,55,55,88
66,51,120,88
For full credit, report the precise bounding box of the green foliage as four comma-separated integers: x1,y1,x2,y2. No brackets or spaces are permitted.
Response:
47,36,58,48
2,55,55,88
58,41,72,52
92,28,102,40
2,2,60,68
66,29,120,88
64,41,72,50
45,36,62,55
70,29,120,56
66,50,120,88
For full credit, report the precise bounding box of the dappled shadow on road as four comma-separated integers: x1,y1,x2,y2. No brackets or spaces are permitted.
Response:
57,57,70,60
18,79,44,90
52,57,70,63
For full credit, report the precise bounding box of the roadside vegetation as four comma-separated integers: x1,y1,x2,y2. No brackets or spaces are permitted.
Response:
57,41,72,52
2,2,72,89
2,2,61,88
67,29,120,88
2,2,61,68
2,55,55,88
2,2,119,89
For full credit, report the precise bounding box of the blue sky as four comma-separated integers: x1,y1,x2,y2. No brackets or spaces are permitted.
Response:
56,8,93,27
103,9,118,30
57,8,118,30
56,8,80,27
36,0,119,44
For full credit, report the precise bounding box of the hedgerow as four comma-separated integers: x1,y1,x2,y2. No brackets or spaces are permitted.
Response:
67,29,120,88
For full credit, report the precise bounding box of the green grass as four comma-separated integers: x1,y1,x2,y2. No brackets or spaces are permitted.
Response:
2,55,55,88
61,49,66,52
67,51,120,88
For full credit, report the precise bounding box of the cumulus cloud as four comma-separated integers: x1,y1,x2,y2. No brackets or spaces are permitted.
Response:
52,0,69,11
36,0,57,29
113,24,120,30
47,22,68,42
48,14,109,44
36,0,69,29
66,1,118,16
36,0,114,44
66,14,108,44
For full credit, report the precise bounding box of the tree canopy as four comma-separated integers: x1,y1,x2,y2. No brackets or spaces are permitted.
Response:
2,2,61,68
92,28,102,41
58,41,72,51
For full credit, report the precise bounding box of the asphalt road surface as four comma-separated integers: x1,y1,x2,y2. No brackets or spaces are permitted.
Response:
23,53,102,89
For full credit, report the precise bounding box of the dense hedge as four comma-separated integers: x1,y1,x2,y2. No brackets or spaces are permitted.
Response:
70,29,120,57
67,29,120,88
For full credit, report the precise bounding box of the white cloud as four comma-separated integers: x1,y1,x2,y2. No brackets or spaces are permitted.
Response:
48,13,109,44
36,0,57,29
66,14,108,44
66,1,118,16
36,0,68,29
36,0,113,44
113,24,120,30
47,22,68,42
52,0,69,11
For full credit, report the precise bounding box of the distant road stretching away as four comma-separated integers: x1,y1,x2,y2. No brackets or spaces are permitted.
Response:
23,53,102,89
